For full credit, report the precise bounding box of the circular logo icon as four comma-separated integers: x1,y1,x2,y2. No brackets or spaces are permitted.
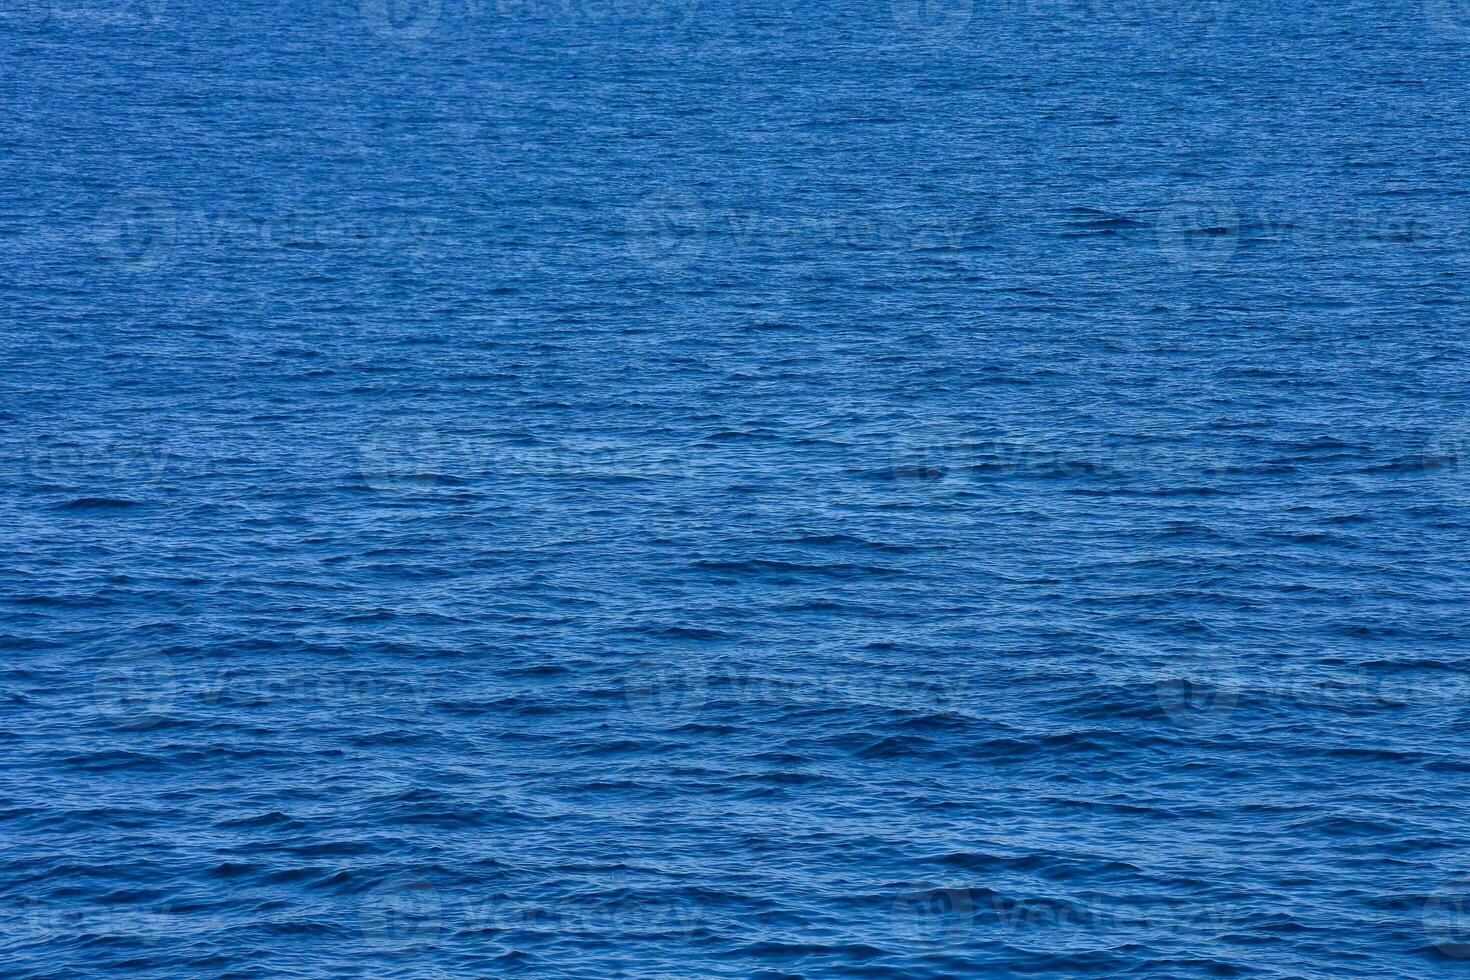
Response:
1424,422,1470,503
891,0,973,40
91,653,178,723
623,661,709,725
360,0,441,41
891,887,974,948
1155,665,1239,730
658,0,702,27
360,880,444,949
1178,0,1230,36
624,189,709,273
90,194,178,272
1425,881,1470,958
356,423,447,493
886,427,956,481
1425,0,1470,40
1155,196,1240,271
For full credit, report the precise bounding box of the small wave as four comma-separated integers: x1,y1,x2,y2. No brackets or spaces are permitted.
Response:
51,496,142,511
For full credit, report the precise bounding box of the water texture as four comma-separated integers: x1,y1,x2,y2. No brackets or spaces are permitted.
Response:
3,0,1469,976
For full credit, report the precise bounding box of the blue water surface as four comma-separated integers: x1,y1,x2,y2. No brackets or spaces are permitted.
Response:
4,0,1470,976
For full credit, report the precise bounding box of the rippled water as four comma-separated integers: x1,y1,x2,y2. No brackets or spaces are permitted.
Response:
4,0,1470,976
